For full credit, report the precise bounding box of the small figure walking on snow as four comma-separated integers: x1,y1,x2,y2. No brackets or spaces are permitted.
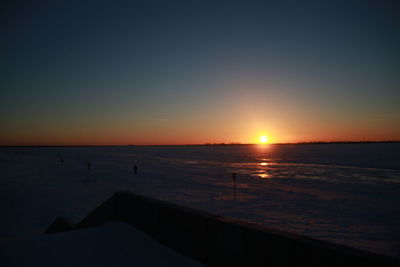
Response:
85,161,95,182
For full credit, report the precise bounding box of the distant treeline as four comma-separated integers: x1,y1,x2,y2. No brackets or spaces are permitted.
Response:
199,140,400,146
130,140,400,146
281,140,400,145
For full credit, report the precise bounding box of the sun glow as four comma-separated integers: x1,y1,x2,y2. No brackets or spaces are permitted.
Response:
259,135,269,144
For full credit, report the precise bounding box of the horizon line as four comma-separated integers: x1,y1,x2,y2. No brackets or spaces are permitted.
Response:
1,140,399,147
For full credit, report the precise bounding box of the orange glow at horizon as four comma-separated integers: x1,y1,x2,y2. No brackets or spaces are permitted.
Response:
1,111,399,146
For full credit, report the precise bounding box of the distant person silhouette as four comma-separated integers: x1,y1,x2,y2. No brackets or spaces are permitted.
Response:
86,161,95,182
133,165,137,175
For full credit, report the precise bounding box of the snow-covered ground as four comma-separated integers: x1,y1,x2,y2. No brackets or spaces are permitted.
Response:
0,144,399,258
0,222,204,267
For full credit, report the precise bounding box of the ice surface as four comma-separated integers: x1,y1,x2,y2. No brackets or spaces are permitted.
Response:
0,144,399,257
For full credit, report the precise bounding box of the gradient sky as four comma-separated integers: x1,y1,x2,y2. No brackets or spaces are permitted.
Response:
1,0,399,145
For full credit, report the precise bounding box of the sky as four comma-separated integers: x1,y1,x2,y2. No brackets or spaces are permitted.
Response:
1,0,399,145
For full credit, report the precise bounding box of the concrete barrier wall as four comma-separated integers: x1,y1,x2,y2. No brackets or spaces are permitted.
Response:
46,191,399,267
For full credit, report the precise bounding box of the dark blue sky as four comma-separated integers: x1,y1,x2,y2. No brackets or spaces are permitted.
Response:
1,0,399,144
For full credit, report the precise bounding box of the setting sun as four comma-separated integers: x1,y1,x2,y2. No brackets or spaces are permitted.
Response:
259,135,269,144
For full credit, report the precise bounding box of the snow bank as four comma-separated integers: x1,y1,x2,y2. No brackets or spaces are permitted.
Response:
0,222,204,267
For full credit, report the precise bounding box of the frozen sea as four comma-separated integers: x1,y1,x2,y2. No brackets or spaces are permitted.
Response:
0,143,399,258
